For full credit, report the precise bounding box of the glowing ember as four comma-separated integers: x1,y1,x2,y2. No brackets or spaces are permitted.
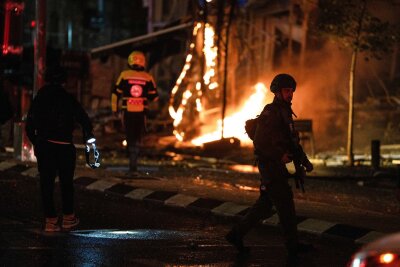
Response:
191,82,273,146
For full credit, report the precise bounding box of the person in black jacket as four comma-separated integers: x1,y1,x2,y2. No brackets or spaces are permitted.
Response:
225,74,313,265
26,66,95,232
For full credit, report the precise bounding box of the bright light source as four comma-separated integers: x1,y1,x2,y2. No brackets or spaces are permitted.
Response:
122,140,127,147
379,253,395,264
191,82,270,146
87,138,96,144
350,257,362,267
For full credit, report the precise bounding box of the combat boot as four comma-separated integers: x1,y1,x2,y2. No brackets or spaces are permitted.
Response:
225,230,250,254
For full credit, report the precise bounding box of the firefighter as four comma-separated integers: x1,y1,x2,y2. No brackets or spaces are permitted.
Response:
225,73,313,265
111,51,158,173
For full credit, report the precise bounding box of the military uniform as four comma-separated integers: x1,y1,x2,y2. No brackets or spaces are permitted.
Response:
240,96,306,250
226,74,313,262
111,53,158,172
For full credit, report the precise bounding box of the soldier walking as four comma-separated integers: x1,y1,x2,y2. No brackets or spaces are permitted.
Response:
226,73,314,265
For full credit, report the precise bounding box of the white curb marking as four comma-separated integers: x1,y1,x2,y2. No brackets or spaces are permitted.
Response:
21,167,39,177
262,214,280,225
355,231,386,244
86,180,116,191
298,219,336,234
164,194,199,207
212,202,250,216
125,188,154,200
0,161,17,171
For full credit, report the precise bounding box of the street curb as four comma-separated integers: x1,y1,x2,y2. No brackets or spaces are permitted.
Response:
0,159,388,245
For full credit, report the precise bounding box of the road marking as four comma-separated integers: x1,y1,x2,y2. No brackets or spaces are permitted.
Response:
298,218,336,234
262,214,280,225
355,231,386,244
86,180,116,191
212,202,250,216
0,161,17,171
164,194,199,207
21,167,39,177
125,188,154,200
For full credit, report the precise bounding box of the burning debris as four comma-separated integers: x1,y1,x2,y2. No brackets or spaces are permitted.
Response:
167,19,273,148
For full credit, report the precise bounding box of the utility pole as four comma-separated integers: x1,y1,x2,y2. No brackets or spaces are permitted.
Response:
17,0,46,162
221,0,235,139
33,0,46,96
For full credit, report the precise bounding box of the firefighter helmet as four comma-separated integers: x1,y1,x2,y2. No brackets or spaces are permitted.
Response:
270,73,296,93
128,51,146,68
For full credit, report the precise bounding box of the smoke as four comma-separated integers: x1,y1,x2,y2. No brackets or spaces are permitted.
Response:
247,42,351,153
271,39,397,154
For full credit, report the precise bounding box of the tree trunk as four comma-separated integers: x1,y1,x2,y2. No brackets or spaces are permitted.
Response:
347,0,366,167
347,49,357,166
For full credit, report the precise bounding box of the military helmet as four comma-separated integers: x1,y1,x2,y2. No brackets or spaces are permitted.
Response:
270,73,296,93
128,51,146,68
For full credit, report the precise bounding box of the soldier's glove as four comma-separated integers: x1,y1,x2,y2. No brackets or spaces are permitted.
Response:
303,158,313,172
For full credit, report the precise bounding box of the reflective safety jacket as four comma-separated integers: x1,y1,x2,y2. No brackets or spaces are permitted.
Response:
111,69,158,113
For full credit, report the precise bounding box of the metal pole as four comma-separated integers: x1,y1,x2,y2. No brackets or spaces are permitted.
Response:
371,140,380,170
221,0,235,139
33,0,46,97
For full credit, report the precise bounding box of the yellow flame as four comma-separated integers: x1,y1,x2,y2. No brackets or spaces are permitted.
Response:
191,83,272,146
203,23,218,87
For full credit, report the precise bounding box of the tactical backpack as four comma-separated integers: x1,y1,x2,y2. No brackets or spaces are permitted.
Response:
245,115,259,141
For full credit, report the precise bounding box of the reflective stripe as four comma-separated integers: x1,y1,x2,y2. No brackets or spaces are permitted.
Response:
111,93,118,112
47,139,71,145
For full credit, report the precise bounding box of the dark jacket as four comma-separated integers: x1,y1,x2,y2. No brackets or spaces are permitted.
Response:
26,83,93,145
253,97,294,161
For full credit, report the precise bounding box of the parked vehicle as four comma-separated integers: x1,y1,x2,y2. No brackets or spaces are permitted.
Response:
348,232,400,267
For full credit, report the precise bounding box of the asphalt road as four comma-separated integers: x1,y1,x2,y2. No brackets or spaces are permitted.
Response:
0,171,360,267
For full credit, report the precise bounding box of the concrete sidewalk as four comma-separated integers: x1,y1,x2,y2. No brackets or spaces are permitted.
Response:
2,153,400,246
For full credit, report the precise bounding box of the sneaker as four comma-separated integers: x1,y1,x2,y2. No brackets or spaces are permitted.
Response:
62,214,79,229
44,217,61,232
225,230,250,254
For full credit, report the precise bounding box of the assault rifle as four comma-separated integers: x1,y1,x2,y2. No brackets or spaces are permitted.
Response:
289,131,312,193
292,154,306,193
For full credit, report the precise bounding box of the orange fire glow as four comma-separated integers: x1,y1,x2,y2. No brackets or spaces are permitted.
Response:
191,82,273,146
